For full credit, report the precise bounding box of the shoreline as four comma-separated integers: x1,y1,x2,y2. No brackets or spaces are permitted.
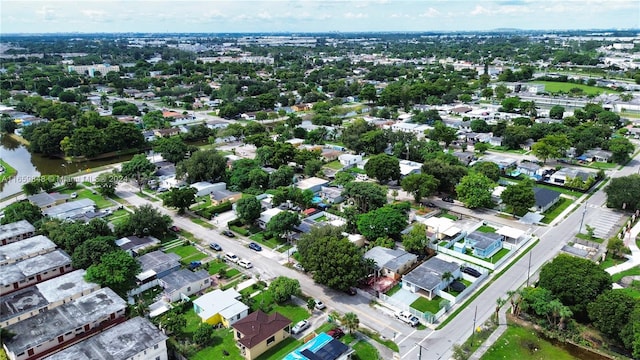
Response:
0,158,17,185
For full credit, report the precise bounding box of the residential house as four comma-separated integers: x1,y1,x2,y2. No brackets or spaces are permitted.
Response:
0,235,56,266
190,181,227,197
115,236,161,257
517,162,543,179
481,154,517,170
548,168,594,185
338,154,362,167
0,270,99,327
389,122,432,139
42,199,96,220
26,193,69,209
579,148,613,163
399,160,423,178
463,231,504,258
192,289,249,327
211,189,242,206
321,149,342,162
131,251,182,296
1,250,73,295
42,317,168,360
0,220,36,246
449,105,472,115
258,208,284,229
420,216,463,242
241,112,257,120
159,269,211,303
291,104,312,112
452,151,475,166
283,332,354,360
2,288,127,360
401,256,462,300
295,177,330,194
488,136,503,147
319,186,343,204
153,128,180,138
364,247,418,280
232,310,291,360
521,138,535,151
533,187,561,213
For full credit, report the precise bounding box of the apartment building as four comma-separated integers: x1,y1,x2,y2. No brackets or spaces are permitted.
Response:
0,220,36,246
0,250,73,296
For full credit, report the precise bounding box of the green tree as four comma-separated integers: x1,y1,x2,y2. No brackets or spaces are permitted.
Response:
71,236,117,269
162,187,197,214
153,136,190,164
95,172,118,197
176,149,227,184
421,157,468,193
85,250,141,297
160,311,186,335
121,154,156,191
531,141,555,164
538,254,612,321
402,223,427,254
266,211,300,242
342,182,388,213
604,175,640,211
608,137,635,164
343,312,360,334
474,142,490,154
621,304,640,358
0,201,43,225
401,173,439,203
501,180,535,216
269,276,301,303
455,173,495,209
364,154,400,184
360,84,377,103
0,119,17,134
333,171,355,186
549,105,565,119
304,159,323,177
235,196,262,225
429,121,458,148
588,290,637,342
269,165,294,188
606,237,627,259
442,271,454,291
356,205,407,240
307,298,316,313
297,227,367,291
472,161,501,182
193,323,215,346
115,204,172,238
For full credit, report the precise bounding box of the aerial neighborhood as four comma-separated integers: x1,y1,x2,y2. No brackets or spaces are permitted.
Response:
1,24,640,360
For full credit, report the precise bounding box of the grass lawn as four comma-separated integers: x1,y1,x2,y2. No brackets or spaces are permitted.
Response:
276,244,294,253
616,287,640,299
477,225,496,233
535,183,583,198
190,328,243,360
586,162,618,170
190,217,215,229
182,308,202,335
611,266,640,283
165,245,207,263
530,81,617,95
0,159,17,184
225,268,241,278
385,284,401,296
324,160,343,170
207,261,228,275
541,197,572,224
599,256,626,269
489,248,510,263
249,232,285,249
59,188,113,208
410,296,442,314
352,340,379,360
481,325,578,360
315,322,335,334
255,337,302,360
341,333,356,345
575,233,604,244
251,291,309,324
440,213,458,221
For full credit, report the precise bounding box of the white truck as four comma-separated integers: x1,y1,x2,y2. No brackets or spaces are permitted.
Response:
395,310,420,327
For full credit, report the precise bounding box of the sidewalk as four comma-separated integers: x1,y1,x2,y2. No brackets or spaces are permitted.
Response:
606,219,640,275
468,308,508,360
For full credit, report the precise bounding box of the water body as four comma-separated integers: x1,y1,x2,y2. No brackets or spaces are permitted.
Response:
0,135,133,199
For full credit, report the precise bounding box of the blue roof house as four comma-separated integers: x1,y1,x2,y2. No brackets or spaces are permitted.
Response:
465,231,504,259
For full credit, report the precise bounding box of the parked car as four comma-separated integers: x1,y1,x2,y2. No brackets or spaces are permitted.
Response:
291,320,310,334
169,225,180,232
188,261,202,270
314,299,326,310
345,287,357,296
462,267,481,278
238,259,253,269
70,192,78,199
327,328,344,339
224,253,239,263
441,196,454,203
222,230,235,238
209,242,222,251
293,263,305,272
248,242,262,251
395,311,420,327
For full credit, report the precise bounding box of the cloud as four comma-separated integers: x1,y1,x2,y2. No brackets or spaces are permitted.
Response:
81,10,107,21
419,7,441,18
36,6,58,21
344,12,368,19
470,4,531,16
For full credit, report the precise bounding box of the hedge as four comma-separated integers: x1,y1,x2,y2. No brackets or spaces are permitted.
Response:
195,201,233,219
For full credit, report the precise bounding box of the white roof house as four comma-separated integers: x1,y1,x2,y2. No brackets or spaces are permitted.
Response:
399,160,423,177
258,208,283,228
193,289,249,326
190,181,226,197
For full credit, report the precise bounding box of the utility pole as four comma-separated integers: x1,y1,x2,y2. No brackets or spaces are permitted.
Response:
472,306,478,339
415,343,428,360
578,202,588,234
526,251,532,286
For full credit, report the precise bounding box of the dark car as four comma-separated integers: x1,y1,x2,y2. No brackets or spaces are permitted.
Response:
188,261,202,270
169,225,180,232
441,196,454,203
222,230,235,238
248,242,262,251
327,328,344,339
209,242,222,251
345,287,357,296
462,267,481,278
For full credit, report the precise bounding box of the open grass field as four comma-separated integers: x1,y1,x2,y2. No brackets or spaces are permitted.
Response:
190,328,243,360
481,325,578,360
477,225,496,233
531,81,617,95
251,291,309,324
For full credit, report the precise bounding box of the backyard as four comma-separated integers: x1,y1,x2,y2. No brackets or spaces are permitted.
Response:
165,244,208,264
481,325,578,360
250,291,310,324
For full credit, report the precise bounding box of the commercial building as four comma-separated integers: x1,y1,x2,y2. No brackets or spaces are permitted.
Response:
2,288,127,360
43,317,168,360
1,250,73,295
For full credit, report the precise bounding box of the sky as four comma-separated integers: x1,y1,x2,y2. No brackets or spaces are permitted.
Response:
1,0,639,34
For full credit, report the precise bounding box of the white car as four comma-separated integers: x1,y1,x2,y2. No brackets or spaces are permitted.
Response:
395,311,420,327
238,259,253,269
314,299,326,310
291,320,310,334
224,253,239,263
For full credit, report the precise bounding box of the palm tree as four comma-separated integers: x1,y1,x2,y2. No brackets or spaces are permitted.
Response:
441,271,454,291
342,312,360,334
495,297,507,324
507,289,522,316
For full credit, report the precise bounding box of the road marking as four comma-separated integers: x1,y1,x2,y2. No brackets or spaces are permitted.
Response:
396,329,417,345
401,330,436,359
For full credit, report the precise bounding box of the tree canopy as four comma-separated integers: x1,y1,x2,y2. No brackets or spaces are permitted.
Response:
401,173,439,203
266,211,300,241
501,180,535,216
341,181,388,213
364,154,400,184
356,205,407,240
120,154,156,191
115,204,172,238
605,175,640,211
235,196,262,225
162,187,196,214
268,276,301,303
85,249,141,297
176,149,227,184
0,201,43,225
455,173,495,209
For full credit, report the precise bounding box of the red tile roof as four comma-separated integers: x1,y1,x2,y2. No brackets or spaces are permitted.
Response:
232,311,291,348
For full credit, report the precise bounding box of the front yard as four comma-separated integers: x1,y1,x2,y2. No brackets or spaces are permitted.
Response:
165,245,208,264
541,197,572,224
250,291,310,324
411,296,443,314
